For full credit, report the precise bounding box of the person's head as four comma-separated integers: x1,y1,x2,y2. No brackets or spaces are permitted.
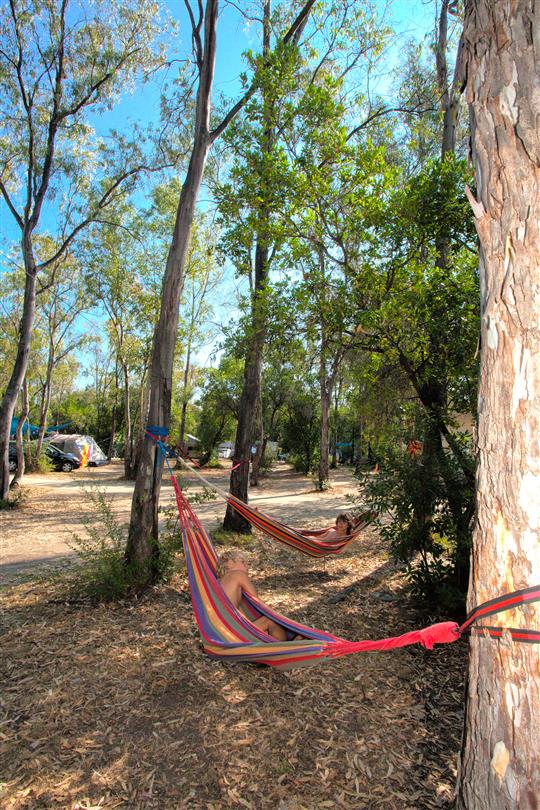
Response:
216,550,248,578
335,513,353,535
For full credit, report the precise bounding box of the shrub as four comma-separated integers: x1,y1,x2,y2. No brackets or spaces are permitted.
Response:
356,437,474,615
187,485,217,505
67,486,181,601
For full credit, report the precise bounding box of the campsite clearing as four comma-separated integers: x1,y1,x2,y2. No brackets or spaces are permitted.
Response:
0,462,466,809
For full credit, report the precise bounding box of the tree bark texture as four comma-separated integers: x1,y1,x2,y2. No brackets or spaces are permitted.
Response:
223,237,269,532
0,238,37,499
10,380,29,490
126,0,219,575
318,375,331,489
457,4,540,808
223,0,272,532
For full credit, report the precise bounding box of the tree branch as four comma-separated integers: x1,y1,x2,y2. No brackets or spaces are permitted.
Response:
208,0,317,144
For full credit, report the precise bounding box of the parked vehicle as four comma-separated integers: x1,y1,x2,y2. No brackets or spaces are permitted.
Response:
46,443,82,472
8,442,81,473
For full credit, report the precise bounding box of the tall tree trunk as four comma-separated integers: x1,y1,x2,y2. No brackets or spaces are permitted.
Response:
223,0,272,532
126,0,219,577
0,237,37,499
123,363,132,478
249,392,264,486
129,367,150,478
223,236,269,531
456,3,540,808
10,380,29,490
109,362,119,461
318,373,331,489
36,334,55,459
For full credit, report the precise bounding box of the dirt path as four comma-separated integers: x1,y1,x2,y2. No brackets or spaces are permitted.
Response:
0,461,359,584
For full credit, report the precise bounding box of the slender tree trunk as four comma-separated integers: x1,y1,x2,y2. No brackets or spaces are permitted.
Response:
0,236,37,499
223,0,272,531
10,380,29,490
36,336,55,459
456,3,540,808
179,342,192,447
122,363,132,477
223,238,268,531
249,394,264,487
126,0,219,577
109,362,119,461
129,367,150,478
318,374,331,489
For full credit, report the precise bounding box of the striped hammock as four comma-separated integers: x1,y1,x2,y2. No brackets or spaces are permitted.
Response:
225,491,374,558
171,474,460,670
174,453,374,557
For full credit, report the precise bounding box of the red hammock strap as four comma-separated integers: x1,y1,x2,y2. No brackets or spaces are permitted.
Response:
231,458,250,472
459,585,540,635
469,626,540,644
177,445,201,468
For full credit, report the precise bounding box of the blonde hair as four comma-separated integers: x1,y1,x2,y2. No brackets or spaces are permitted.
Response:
216,550,248,579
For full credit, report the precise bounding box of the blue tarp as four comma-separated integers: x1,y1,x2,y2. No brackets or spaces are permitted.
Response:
10,417,71,439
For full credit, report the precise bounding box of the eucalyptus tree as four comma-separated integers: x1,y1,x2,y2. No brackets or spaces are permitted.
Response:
83,211,160,477
145,180,222,450
216,0,389,526
32,240,87,459
126,0,317,576
457,2,540,806
0,0,168,499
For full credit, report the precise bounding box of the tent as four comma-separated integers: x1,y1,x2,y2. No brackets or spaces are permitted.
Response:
45,433,108,467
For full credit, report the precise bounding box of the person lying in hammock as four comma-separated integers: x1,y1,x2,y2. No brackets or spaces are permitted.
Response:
303,512,354,541
217,550,289,641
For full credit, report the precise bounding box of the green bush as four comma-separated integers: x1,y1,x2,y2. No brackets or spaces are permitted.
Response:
356,438,474,615
187,485,217,505
67,486,181,601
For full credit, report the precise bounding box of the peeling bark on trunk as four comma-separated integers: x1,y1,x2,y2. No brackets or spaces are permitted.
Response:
10,380,29,490
126,1,219,576
456,4,540,808
0,238,37,499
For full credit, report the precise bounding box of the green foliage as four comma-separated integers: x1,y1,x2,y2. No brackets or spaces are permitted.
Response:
67,487,180,601
187,486,217,505
281,389,320,473
357,436,474,615
210,526,256,549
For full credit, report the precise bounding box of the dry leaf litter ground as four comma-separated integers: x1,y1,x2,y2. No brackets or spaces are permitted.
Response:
0,462,466,809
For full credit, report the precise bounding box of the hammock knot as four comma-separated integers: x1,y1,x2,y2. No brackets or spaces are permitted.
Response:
418,621,460,650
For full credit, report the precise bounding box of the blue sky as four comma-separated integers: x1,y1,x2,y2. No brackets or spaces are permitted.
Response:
1,0,443,263
0,0,447,373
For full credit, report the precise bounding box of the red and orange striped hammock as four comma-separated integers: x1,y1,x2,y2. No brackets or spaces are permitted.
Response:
175,454,373,558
